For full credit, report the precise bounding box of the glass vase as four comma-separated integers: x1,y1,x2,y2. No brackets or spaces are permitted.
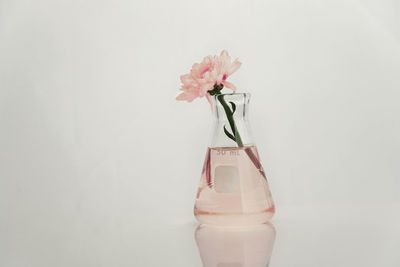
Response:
194,93,275,226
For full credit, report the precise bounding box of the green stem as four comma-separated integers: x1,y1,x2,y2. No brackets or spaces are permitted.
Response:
217,94,243,147
211,88,266,178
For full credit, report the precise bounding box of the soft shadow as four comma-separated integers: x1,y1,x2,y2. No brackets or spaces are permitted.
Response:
195,223,276,267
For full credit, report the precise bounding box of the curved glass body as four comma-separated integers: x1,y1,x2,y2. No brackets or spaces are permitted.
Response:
194,93,275,226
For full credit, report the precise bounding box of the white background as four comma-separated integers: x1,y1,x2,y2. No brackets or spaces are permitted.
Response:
1,0,399,266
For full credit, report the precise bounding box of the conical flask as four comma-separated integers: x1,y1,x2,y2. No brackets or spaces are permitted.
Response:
194,93,275,226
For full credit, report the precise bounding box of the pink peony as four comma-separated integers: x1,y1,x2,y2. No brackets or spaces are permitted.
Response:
176,50,241,106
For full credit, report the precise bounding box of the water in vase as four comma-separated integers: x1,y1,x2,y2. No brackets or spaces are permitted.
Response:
195,146,275,226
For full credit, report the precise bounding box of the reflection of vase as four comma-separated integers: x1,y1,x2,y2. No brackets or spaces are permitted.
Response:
195,224,276,267
194,93,275,226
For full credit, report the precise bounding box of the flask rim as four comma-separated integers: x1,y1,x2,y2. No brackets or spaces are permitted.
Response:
212,93,251,102
212,92,251,97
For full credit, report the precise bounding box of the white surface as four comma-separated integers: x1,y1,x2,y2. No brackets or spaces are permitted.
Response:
1,205,399,266
1,0,400,266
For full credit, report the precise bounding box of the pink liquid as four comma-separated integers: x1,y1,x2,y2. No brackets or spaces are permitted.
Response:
194,146,275,226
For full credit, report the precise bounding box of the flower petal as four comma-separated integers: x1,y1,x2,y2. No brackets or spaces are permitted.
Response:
220,50,230,59
180,74,191,84
227,59,241,75
205,93,213,111
176,92,188,101
223,81,237,91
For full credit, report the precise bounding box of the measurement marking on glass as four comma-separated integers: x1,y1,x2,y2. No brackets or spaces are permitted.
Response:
230,150,240,156
216,150,240,156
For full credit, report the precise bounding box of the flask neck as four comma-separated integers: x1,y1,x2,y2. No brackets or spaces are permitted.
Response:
213,93,250,121
210,93,253,148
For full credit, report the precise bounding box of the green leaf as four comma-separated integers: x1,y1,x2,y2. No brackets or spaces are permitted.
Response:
229,101,236,114
223,125,236,141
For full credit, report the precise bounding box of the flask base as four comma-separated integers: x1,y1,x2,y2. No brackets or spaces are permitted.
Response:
194,205,275,226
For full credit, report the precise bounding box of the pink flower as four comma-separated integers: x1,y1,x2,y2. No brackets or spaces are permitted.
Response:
176,50,241,106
